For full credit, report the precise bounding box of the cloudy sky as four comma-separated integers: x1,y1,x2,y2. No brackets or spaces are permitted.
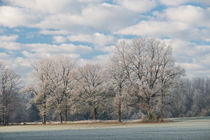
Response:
0,0,210,81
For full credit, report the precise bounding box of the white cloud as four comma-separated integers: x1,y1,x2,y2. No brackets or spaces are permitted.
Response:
179,63,202,71
162,39,193,56
68,34,92,43
163,40,210,77
116,5,210,40
116,20,188,36
0,6,25,27
78,53,112,66
199,0,210,5
159,0,190,6
0,35,21,50
0,35,18,41
164,5,205,24
35,4,132,32
159,0,210,7
23,43,92,56
68,33,116,49
0,0,142,33
0,42,21,50
115,0,157,12
0,6,40,27
3,0,81,14
53,36,67,43
102,45,115,53
39,29,70,35
0,52,9,60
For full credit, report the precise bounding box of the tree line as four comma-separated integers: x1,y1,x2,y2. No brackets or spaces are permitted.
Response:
0,39,210,125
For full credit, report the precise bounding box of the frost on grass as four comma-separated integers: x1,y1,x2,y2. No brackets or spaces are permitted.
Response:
0,118,210,133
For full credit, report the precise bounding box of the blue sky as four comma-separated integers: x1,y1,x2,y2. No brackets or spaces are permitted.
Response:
0,0,210,80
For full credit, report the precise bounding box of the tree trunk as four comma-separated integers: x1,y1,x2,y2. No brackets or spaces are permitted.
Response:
64,105,68,122
42,113,46,125
147,110,152,120
59,112,63,124
5,111,9,125
118,101,122,122
92,105,97,120
3,94,9,125
147,104,152,121
160,92,164,122
42,95,47,125
2,107,6,125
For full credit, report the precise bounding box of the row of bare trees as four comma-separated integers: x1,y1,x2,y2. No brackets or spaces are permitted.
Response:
25,39,184,124
2,38,209,125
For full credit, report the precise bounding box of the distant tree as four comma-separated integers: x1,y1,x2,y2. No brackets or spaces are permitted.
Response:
27,103,40,122
0,63,22,125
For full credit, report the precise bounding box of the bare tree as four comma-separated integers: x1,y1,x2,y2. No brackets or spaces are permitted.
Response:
46,56,76,123
113,39,183,120
106,54,128,122
29,56,77,124
29,58,54,124
0,63,22,125
75,64,105,120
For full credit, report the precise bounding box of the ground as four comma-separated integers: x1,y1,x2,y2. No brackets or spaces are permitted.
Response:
0,117,210,140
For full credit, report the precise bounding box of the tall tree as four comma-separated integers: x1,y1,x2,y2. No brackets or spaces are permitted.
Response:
46,56,76,123
29,59,54,124
113,39,183,120
107,54,128,122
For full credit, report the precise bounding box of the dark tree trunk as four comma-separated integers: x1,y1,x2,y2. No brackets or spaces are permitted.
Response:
118,101,122,122
147,103,153,121
160,92,164,122
3,102,9,125
59,112,63,124
64,105,68,122
92,105,97,120
42,94,47,125
42,113,46,125
2,90,9,125
145,98,153,121
147,110,152,120
2,107,6,125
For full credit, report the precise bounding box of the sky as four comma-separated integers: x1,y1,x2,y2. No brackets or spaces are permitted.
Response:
0,0,210,81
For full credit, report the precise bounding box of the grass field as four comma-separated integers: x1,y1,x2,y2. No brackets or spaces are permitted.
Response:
0,117,210,140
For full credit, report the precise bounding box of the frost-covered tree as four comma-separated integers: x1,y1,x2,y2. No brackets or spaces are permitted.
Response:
75,64,105,120
29,56,76,124
29,58,54,124
0,63,22,125
168,78,210,118
113,39,183,120
46,56,76,123
106,54,128,122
